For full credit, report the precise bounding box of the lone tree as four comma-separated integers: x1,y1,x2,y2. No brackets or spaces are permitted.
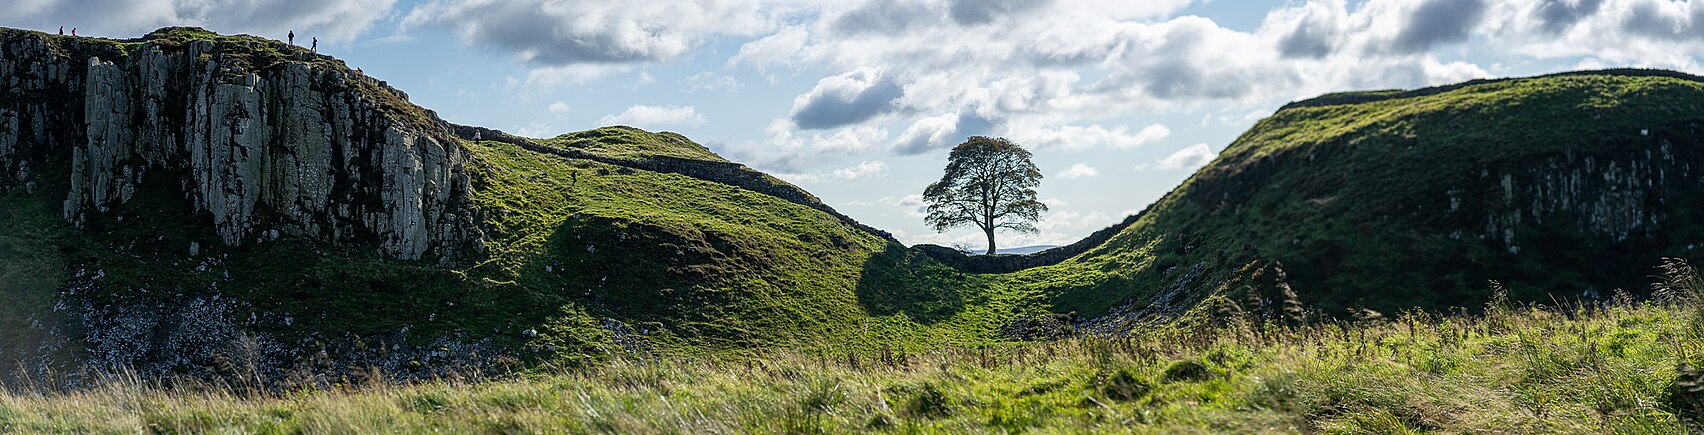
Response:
922,136,1048,255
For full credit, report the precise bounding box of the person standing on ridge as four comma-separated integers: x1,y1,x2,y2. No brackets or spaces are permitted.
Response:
58,26,63,35
288,30,294,45
311,37,317,53
71,28,76,36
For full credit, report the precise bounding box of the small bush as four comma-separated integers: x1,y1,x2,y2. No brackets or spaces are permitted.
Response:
1162,359,1216,383
903,384,952,419
798,378,845,412
1099,369,1153,402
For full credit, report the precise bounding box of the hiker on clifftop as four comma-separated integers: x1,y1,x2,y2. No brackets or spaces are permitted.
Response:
288,31,294,45
71,28,76,36
58,26,63,35
311,37,317,53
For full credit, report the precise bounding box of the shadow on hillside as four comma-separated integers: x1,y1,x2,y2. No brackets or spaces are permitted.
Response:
854,243,967,325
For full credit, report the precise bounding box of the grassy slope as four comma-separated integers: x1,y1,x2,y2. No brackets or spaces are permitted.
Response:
1020,73,1704,318
3,284,1698,433
0,129,1027,363
462,139,1034,354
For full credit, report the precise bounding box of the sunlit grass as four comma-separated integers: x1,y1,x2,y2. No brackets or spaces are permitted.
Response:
4,282,1698,433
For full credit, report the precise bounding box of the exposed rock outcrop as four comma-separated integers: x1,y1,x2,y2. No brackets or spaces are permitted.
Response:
0,29,483,262
0,31,85,187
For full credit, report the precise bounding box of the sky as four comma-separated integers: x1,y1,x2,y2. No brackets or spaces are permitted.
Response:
7,0,1704,251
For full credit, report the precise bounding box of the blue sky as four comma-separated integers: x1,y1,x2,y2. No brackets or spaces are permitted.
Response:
7,0,1701,250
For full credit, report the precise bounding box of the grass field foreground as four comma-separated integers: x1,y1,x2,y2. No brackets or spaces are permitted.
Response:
2,264,1700,434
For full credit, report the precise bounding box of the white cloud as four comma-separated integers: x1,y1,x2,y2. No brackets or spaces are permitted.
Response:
1140,143,1217,172
424,0,1661,171
513,121,557,138
1036,210,1114,232
894,193,929,217
516,64,634,89
1057,0,1197,20
547,101,571,117
368,33,416,45
1013,123,1171,151
711,119,892,173
686,71,743,92
397,0,1704,168
775,160,889,184
894,113,964,154
892,111,995,154
598,105,707,129
403,0,801,66
1472,0,1704,71
790,68,903,130
731,26,810,69
833,160,889,180
1056,163,1099,179
812,125,890,154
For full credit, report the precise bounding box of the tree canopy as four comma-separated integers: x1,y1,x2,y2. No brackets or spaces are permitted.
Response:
922,136,1047,255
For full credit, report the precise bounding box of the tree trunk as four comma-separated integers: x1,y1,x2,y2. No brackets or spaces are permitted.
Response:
984,227,997,255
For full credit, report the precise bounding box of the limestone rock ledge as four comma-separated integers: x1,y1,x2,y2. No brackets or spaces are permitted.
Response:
1,32,484,262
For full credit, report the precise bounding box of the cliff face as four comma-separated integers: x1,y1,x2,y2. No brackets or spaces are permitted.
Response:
1,29,483,262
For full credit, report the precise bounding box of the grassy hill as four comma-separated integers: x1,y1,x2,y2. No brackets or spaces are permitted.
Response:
457,134,1026,355
0,127,1019,369
537,126,729,162
988,71,1704,325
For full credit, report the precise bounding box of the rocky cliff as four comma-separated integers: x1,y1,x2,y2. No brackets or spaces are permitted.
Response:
0,27,483,263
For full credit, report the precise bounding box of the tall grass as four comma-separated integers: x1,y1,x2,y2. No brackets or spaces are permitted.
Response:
3,268,1701,433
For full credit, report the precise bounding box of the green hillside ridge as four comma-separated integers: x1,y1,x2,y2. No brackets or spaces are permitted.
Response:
459,138,1024,353
539,126,728,162
1004,71,1704,325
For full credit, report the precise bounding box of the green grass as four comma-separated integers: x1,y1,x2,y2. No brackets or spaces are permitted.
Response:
535,126,729,162
462,140,1022,354
2,281,1697,433
1008,73,1704,318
